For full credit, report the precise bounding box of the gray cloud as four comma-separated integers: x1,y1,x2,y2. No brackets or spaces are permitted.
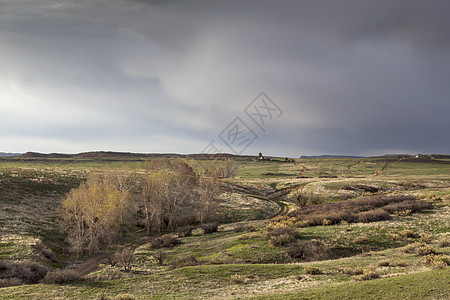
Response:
1,0,449,156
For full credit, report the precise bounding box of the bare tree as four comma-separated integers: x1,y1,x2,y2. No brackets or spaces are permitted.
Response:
142,171,168,234
60,172,132,255
195,177,221,224
113,248,135,272
141,160,199,233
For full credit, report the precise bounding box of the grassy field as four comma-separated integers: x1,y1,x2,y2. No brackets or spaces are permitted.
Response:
0,155,449,299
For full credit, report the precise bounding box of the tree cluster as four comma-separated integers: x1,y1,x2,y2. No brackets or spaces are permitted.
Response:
60,159,222,256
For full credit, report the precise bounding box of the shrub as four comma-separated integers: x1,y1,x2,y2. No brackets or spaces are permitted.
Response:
354,235,369,244
438,237,450,247
286,240,331,261
423,254,450,269
292,191,326,207
39,246,58,263
172,255,199,268
91,269,123,281
246,224,256,232
0,260,10,272
356,209,390,223
0,278,23,288
269,234,297,247
390,233,400,241
416,245,435,256
338,266,363,275
1,261,49,284
393,260,407,267
201,223,219,234
154,249,166,266
42,269,81,284
322,218,332,226
151,234,181,248
112,248,135,272
176,226,195,237
402,242,424,253
304,266,322,275
235,224,256,233
267,226,301,247
230,273,250,284
383,200,432,214
419,234,434,244
378,260,390,267
232,224,246,233
403,242,435,256
392,210,412,217
399,230,418,238
360,269,380,280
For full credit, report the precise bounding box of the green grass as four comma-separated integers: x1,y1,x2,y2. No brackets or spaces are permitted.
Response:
254,267,450,300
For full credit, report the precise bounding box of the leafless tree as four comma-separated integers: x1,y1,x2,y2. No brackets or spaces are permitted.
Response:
60,172,132,255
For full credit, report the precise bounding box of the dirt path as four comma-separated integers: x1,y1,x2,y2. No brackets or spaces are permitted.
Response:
73,254,109,276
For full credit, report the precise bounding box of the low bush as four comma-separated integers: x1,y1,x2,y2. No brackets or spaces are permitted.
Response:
41,247,59,263
399,230,418,238
234,224,256,233
201,223,219,234
0,260,10,272
423,254,450,269
383,200,432,214
354,235,369,244
360,269,380,280
419,234,434,244
416,245,435,256
393,260,407,267
292,191,327,207
230,273,251,284
438,236,450,247
151,234,181,248
154,249,166,266
285,240,331,261
356,209,390,223
172,255,199,268
234,225,246,233
304,266,322,275
403,243,435,256
378,260,390,267
402,242,424,254
176,226,196,237
0,278,23,288
338,266,363,275
267,226,301,247
0,261,49,284
42,269,81,284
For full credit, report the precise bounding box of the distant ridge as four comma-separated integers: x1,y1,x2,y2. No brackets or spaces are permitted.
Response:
0,152,21,157
17,151,245,160
300,155,365,159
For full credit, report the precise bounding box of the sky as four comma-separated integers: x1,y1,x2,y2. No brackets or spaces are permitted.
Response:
1,0,450,157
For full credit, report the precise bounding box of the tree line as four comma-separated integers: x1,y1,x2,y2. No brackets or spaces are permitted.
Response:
60,158,234,256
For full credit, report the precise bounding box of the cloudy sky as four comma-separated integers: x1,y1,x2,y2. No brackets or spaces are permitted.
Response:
1,0,450,156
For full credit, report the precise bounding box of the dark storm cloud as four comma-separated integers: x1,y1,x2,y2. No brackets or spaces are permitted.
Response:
1,0,449,155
